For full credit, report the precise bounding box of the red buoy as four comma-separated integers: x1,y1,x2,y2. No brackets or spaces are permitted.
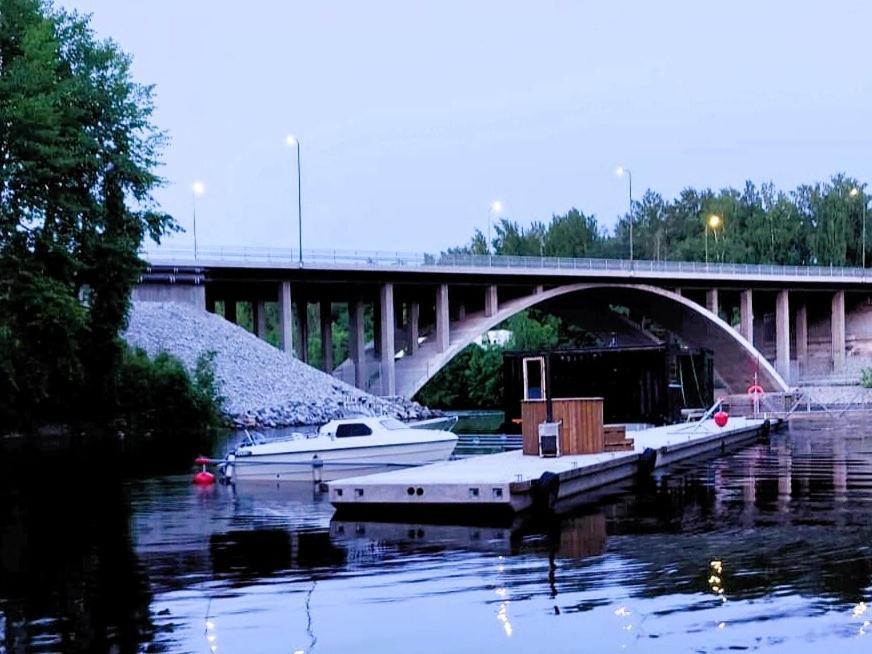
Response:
193,470,216,485
714,411,729,428
193,455,216,485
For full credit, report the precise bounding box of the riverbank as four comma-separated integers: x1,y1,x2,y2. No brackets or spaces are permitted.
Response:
123,301,437,428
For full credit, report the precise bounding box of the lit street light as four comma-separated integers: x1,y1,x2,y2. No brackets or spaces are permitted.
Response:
286,135,303,266
191,181,205,260
488,200,503,254
616,167,634,262
705,214,722,264
850,187,867,268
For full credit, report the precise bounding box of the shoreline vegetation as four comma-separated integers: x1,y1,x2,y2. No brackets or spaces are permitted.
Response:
0,0,224,469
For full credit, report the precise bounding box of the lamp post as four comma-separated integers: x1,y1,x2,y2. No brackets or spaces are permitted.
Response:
488,200,503,254
616,167,633,262
191,181,205,260
850,187,866,268
705,214,721,264
286,135,303,266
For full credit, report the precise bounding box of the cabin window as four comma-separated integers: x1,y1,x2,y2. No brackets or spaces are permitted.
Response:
379,418,405,430
335,423,373,438
522,356,546,400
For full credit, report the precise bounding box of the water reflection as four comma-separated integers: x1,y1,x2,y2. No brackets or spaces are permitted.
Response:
3,420,872,652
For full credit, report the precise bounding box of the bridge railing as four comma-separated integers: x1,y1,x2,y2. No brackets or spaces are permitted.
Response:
141,245,869,279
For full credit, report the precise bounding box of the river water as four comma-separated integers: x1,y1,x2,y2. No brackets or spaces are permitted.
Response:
2,419,872,653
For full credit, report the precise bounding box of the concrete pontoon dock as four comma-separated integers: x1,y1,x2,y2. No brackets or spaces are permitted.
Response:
329,417,780,519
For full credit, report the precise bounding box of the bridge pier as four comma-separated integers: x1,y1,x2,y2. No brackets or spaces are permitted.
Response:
832,290,846,371
255,300,268,339
740,290,753,344
379,283,396,395
349,299,366,389
224,299,237,324
775,290,791,382
795,302,807,374
408,301,420,355
485,285,498,317
706,289,719,317
278,281,294,354
320,300,333,373
436,284,450,352
296,297,309,363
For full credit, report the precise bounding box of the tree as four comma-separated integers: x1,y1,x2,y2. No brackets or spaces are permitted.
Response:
0,0,174,425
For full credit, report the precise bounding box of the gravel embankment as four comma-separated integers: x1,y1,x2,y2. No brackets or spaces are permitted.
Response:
123,301,437,428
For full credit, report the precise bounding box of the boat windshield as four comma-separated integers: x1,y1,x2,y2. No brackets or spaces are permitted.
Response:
379,418,406,430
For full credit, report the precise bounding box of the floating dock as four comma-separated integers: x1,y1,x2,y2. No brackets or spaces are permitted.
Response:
329,417,779,519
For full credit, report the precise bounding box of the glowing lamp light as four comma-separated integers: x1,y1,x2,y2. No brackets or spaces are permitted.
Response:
616,166,626,177
285,134,298,147
192,181,206,196
491,200,503,214
708,214,722,229
850,187,861,197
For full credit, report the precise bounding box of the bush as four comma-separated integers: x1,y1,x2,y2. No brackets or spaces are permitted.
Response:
112,347,225,472
861,368,872,389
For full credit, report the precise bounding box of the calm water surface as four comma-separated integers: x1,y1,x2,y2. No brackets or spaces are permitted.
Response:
3,420,872,653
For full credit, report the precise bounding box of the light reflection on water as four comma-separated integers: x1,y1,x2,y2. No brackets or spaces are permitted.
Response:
3,420,872,652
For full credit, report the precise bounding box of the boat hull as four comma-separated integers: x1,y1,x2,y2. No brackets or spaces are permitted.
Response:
229,438,457,482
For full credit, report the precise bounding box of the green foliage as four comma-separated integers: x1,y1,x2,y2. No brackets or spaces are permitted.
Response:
506,310,560,350
416,344,504,409
861,368,872,389
114,347,224,471
0,1,221,449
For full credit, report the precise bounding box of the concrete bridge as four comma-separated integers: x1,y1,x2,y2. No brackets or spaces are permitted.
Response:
135,246,872,398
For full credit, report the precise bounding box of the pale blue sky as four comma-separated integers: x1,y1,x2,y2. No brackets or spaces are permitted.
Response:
65,0,872,254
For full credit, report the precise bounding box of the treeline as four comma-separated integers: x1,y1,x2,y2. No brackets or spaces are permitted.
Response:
0,0,222,465
450,175,868,266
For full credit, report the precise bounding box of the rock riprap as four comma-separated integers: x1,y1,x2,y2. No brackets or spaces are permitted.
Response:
123,301,438,427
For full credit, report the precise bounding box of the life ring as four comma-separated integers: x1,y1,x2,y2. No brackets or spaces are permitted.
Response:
747,384,765,397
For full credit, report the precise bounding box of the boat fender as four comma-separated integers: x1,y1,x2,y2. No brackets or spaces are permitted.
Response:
531,471,560,514
638,448,657,478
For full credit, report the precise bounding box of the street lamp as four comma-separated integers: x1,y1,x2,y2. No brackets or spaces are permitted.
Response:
705,214,722,264
851,187,866,268
616,167,634,262
191,181,205,260
286,135,303,266
488,200,503,254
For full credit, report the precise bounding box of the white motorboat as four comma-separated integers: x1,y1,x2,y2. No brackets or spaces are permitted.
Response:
221,416,458,483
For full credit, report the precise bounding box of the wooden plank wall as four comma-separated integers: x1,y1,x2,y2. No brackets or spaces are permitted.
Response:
521,398,605,455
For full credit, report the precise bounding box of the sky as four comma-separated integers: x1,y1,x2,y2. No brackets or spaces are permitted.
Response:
63,0,872,256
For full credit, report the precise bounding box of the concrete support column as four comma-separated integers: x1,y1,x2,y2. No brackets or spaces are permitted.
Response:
436,284,450,353
458,303,466,321
349,299,366,389
674,288,683,297
278,281,294,354
832,290,846,371
534,284,545,295
740,290,754,344
373,298,382,357
485,285,499,317
224,299,237,324
320,300,333,373
255,300,268,339
379,283,396,396
408,301,420,355
775,290,790,382
796,303,808,372
296,299,309,363
706,289,719,317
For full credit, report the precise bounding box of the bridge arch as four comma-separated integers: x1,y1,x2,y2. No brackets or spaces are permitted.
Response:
405,283,787,398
